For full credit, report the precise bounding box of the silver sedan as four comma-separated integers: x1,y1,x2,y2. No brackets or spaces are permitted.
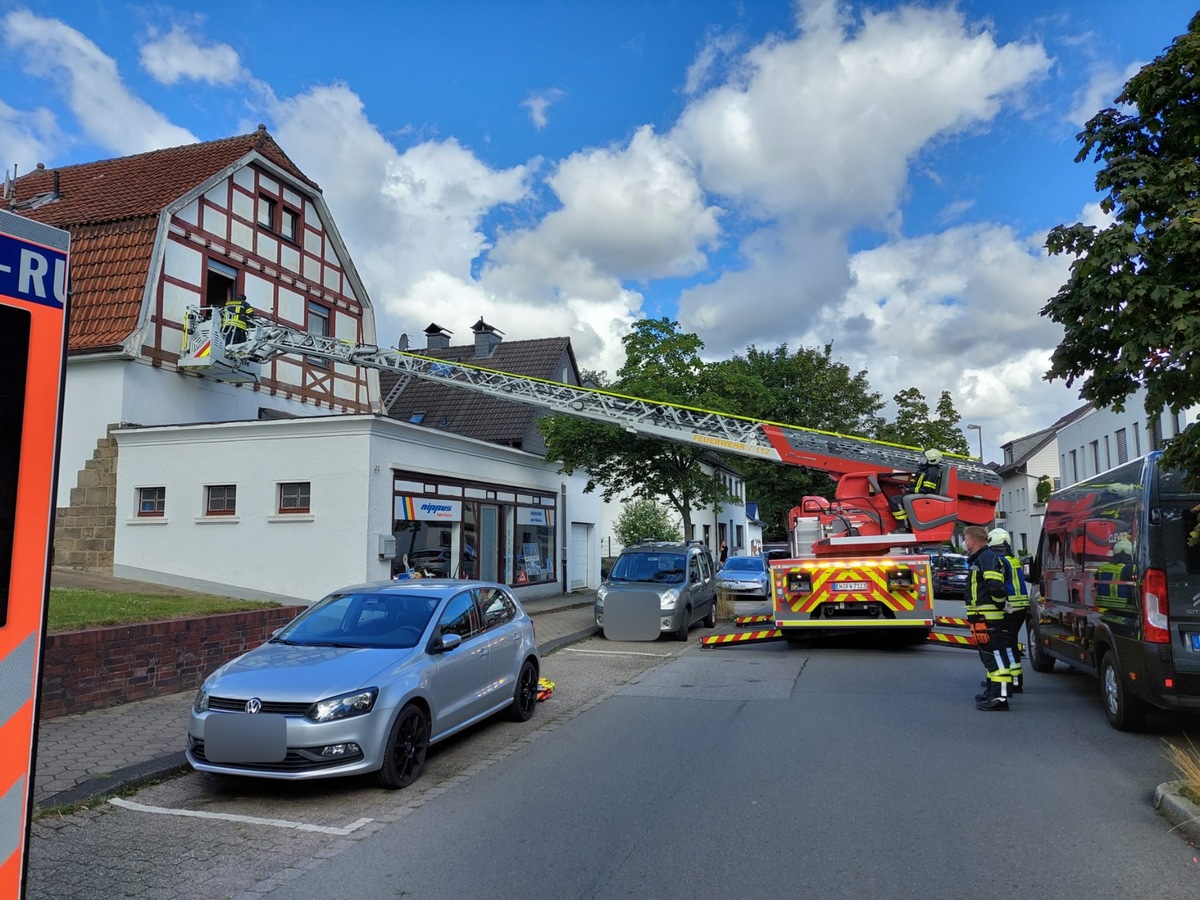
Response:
715,556,771,599
186,579,540,789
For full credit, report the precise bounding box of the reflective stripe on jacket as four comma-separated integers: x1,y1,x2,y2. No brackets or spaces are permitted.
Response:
966,545,1008,621
998,553,1030,611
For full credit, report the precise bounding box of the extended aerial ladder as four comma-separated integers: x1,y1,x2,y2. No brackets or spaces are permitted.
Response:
179,305,1000,556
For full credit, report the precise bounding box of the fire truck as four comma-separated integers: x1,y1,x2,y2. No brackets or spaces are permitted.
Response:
179,307,1000,641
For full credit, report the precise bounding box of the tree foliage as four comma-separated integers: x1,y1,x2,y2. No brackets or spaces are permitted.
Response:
708,344,885,540
1043,12,1200,486
613,498,680,546
874,388,972,457
538,318,738,538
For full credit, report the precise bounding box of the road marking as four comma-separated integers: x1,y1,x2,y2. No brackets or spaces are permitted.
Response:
108,798,373,835
562,647,673,658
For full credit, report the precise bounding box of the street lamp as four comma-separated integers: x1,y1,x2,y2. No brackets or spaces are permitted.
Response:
967,424,983,461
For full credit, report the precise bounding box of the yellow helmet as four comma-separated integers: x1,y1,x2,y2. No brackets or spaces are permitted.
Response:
1113,540,1133,556
923,448,943,464
987,528,1011,548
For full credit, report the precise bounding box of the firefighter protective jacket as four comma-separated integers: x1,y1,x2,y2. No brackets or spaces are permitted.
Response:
966,545,1008,621
997,552,1030,612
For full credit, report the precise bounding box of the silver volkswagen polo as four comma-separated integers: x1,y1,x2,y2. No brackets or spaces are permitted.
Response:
186,579,540,789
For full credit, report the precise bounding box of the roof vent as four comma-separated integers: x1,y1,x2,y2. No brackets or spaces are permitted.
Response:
471,317,504,358
424,323,452,350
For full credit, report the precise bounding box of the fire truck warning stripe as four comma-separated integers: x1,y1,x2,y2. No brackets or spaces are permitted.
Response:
926,632,976,647
701,630,783,646
934,617,970,628
735,615,774,626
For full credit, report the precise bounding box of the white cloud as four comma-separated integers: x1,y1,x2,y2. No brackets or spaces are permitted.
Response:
139,25,247,86
2,10,195,155
1067,60,1143,127
521,88,566,130
489,125,721,287
0,99,60,171
672,3,1051,223
682,30,741,96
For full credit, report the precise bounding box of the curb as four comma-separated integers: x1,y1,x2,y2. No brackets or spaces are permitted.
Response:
1154,780,1200,847
537,624,600,657
35,753,190,815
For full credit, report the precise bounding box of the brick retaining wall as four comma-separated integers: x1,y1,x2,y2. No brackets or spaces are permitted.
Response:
40,606,306,719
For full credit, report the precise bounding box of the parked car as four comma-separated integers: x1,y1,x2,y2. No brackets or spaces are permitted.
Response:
931,553,969,599
406,548,452,577
594,540,717,641
186,579,540,788
715,555,771,600
760,542,792,563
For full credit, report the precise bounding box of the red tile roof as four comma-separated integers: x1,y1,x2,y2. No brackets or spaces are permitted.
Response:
8,128,317,353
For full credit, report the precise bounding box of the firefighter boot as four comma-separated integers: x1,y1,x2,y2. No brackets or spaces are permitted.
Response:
975,681,1009,712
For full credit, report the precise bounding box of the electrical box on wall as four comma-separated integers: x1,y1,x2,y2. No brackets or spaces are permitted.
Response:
377,533,396,560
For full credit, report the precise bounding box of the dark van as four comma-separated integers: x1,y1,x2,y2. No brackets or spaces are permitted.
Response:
1029,450,1200,730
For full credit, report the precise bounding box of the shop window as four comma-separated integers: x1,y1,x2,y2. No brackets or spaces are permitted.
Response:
205,484,236,516
138,486,165,517
279,481,311,514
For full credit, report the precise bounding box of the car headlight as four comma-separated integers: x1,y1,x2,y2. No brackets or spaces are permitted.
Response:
193,686,210,713
596,584,608,604
306,688,379,723
659,589,680,609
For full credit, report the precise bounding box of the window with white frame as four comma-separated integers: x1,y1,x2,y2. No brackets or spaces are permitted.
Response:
205,484,236,516
137,486,165,517
278,482,311,514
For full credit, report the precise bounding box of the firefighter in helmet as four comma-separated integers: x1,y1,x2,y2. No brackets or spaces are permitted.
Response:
986,527,1029,694
889,448,944,533
963,525,1011,710
221,293,255,347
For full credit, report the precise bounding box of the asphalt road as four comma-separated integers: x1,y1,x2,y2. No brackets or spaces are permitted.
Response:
25,606,1200,900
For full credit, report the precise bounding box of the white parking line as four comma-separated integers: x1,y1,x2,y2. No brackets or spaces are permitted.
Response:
562,647,674,658
109,798,373,836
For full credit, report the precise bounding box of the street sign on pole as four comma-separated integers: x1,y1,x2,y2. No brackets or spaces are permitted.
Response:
0,208,69,899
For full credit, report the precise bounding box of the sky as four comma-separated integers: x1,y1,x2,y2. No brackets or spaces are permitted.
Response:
2,0,1195,462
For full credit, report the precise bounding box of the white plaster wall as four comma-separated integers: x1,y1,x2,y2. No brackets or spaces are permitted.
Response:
59,358,127,507
113,415,604,601
1057,393,1200,485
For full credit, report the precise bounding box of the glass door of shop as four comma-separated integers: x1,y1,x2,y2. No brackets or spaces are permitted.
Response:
479,505,500,582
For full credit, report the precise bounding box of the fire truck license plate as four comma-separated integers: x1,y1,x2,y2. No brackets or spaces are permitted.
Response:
832,582,869,592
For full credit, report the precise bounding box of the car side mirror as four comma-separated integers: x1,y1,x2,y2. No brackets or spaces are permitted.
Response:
430,632,462,654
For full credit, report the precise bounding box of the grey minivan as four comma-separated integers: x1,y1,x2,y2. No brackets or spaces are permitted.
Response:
594,541,717,641
1029,451,1200,730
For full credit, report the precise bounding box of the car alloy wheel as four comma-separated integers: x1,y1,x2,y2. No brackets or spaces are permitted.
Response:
507,659,539,722
377,703,429,789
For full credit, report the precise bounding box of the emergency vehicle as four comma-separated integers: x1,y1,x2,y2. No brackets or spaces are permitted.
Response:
178,306,1001,642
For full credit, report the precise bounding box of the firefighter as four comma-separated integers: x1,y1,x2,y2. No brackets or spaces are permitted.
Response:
963,525,1011,711
890,448,944,532
221,293,255,346
988,527,1029,694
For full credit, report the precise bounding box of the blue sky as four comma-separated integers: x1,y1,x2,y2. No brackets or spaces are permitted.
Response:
2,0,1196,460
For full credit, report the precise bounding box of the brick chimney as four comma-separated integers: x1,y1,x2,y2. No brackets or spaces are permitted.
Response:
471,317,504,358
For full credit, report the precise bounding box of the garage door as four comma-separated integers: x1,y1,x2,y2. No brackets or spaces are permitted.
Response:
568,523,592,590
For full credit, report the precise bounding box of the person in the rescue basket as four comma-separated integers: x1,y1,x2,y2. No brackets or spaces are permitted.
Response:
221,293,255,346
987,527,1030,694
889,448,944,532
962,525,1011,711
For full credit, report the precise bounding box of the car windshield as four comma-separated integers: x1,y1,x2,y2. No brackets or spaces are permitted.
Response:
274,591,441,649
941,556,968,570
721,557,765,573
609,552,687,584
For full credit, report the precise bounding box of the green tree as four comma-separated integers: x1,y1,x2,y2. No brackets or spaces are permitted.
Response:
1043,12,1200,488
874,388,971,456
538,318,739,539
613,498,680,546
707,344,885,540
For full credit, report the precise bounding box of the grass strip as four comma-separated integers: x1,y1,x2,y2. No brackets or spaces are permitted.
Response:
47,588,281,632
